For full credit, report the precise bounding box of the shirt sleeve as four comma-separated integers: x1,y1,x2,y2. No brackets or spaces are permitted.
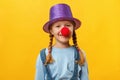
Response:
35,53,45,80
80,50,89,80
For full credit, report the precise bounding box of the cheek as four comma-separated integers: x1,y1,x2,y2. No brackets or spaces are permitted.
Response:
70,31,73,37
51,28,59,35
69,27,74,35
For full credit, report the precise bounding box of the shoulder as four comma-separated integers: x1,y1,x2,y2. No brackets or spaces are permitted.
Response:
36,48,47,62
36,48,47,66
40,48,46,52
80,48,88,65
39,48,49,55
79,48,88,64
80,49,87,58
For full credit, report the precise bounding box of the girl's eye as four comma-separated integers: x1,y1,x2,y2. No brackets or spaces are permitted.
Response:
65,24,71,27
56,25,60,28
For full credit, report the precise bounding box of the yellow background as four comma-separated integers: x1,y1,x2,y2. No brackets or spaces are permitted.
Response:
0,0,120,80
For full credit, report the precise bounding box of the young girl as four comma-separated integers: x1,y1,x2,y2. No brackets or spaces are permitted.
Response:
35,3,89,80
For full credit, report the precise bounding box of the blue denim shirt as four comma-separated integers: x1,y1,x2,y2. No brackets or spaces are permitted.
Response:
35,46,89,80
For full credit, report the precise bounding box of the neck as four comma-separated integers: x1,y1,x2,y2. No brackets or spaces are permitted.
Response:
53,42,70,48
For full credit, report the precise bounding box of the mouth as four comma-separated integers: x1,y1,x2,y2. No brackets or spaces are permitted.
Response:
58,32,70,38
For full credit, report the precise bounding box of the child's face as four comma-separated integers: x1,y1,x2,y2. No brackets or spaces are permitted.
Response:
50,20,74,44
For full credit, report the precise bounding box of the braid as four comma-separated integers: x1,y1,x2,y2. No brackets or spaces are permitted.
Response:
44,33,54,65
72,30,85,65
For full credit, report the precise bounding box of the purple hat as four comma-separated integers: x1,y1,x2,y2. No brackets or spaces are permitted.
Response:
43,3,81,33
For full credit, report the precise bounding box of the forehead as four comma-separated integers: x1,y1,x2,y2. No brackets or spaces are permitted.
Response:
52,20,73,25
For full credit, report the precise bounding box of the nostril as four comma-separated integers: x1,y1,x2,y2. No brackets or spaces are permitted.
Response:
61,27,70,37
58,31,62,36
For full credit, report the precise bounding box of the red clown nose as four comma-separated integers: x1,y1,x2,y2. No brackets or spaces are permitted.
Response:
61,27,70,37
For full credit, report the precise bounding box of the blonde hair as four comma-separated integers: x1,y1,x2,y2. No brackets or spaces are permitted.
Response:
72,30,85,65
44,33,54,65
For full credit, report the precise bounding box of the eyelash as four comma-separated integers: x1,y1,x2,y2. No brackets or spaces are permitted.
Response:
66,24,71,27
56,26,60,28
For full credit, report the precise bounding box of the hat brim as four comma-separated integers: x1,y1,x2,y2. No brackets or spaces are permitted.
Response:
43,17,81,33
